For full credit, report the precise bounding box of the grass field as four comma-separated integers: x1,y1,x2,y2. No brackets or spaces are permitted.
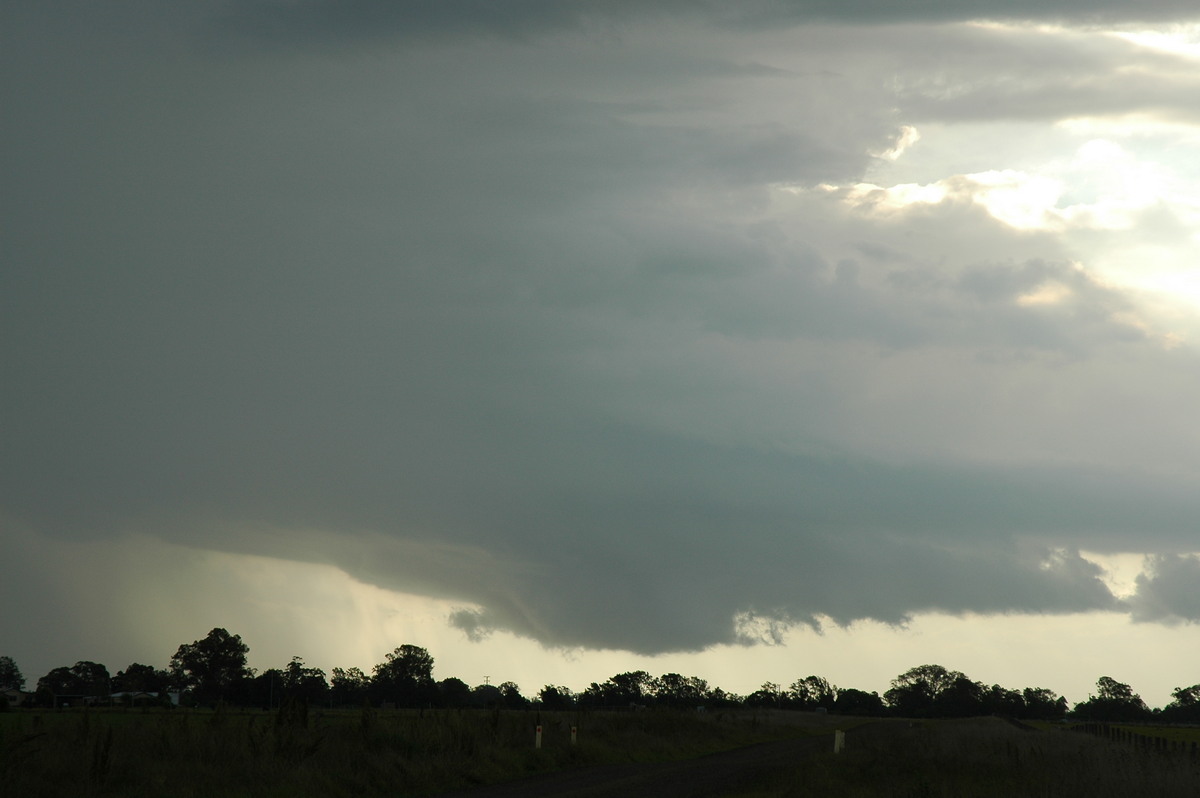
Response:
0,705,842,797
733,717,1200,798
5,708,1200,797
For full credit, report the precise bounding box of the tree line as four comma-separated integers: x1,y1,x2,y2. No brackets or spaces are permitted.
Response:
3,629,1199,722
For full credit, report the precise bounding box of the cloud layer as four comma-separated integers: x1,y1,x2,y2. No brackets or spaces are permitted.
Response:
7,2,1200,657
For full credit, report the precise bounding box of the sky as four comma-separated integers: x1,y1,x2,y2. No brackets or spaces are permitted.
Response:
6,0,1200,708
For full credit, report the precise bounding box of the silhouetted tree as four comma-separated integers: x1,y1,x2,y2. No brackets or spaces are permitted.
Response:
1072,676,1150,721
36,667,76,703
470,683,503,707
245,668,285,709
538,684,576,710
936,675,985,717
788,675,837,710
36,661,110,704
580,670,653,707
832,688,885,716
884,665,967,717
1170,684,1200,707
610,670,652,704
705,687,741,708
282,656,328,703
112,663,171,693
1020,687,1067,720
1098,676,1136,701
0,656,25,691
499,681,528,709
371,645,435,707
331,667,370,706
976,684,1023,717
436,677,471,708
74,661,110,695
170,628,252,705
1161,684,1200,723
651,673,711,708
746,681,785,708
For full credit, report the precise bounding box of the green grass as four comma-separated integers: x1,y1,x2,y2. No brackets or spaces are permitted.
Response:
0,705,842,797
1111,724,1200,744
13,710,1193,797
727,717,1200,798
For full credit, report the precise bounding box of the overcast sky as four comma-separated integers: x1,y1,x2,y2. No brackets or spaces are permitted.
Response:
6,1,1200,705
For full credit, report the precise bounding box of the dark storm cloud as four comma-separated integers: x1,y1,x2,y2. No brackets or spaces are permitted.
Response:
1127,556,1200,623
137,424,1142,654
215,0,1200,47
7,1,1200,657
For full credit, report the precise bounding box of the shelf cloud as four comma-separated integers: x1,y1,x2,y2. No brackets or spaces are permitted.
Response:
7,2,1200,678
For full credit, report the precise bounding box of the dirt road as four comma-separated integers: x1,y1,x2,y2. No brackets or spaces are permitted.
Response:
435,731,838,797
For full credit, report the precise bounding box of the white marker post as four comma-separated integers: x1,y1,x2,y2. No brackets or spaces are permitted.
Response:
571,725,578,745
535,725,543,749
833,730,845,754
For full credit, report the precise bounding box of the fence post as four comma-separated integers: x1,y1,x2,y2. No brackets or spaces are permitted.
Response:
833,730,845,754
535,725,542,749
571,725,577,745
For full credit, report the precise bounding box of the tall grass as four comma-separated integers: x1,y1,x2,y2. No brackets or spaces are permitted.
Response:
0,705,832,797
731,717,1200,798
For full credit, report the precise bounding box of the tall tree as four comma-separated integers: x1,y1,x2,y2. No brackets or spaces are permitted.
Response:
1021,687,1066,720
937,676,985,717
1096,676,1137,702
112,663,171,693
0,656,24,691
833,688,885,716
36,661,110,699
579,670,654,707
469,683,503,707
884,664,967,717
1170,684,1200,707
1072,676,1149,721
1161,684,1200,722
331,666,370,707
538,684,576,710
170,628,252,705
436,677,471,708
499,681,528,709
282,656,329,703
608,671,652,704
652,673,710,708
788,675,838,710
37,667,79,698
746,681,785,708
371,645,435,707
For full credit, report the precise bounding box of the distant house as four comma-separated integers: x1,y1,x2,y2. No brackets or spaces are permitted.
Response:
52,694,89,708
110,691,181,707
111,691,155,706
1,688,30,707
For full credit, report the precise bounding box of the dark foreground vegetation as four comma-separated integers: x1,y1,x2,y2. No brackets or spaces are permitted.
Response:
5,708,1200,797
742,718,1200,798
0,704,837,798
